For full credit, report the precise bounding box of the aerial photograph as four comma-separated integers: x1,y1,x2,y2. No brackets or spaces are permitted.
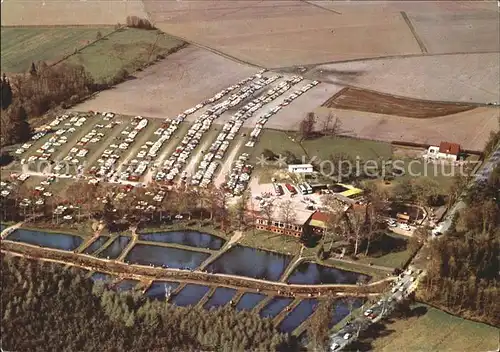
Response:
0,0,499,351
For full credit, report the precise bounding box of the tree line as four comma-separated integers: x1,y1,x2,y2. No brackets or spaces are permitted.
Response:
418,129,500,326
1,254,297,351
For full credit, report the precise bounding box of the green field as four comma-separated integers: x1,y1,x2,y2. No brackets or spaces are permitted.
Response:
1,27,185,82
1,27,114,73
366,304,499,352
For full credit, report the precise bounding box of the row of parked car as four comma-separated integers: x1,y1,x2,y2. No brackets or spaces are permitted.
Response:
246,79,319,148
193,74,307,187
224,153,253,196
154,71,269,183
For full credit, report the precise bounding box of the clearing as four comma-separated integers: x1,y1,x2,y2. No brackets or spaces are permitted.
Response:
322,87,475,118
360,304,499,352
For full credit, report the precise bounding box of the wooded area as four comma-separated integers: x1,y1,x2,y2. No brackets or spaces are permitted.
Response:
1,255,296,351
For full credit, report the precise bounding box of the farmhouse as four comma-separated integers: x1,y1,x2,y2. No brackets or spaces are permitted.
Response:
424,141,461,162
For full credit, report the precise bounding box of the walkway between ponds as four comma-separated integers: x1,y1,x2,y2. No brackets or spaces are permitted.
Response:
198,230,243,270
2,240,394,298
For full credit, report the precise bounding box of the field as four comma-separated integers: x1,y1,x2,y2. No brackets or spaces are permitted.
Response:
74,46,258,118
0,27,113,73
1,27,185,82
361,304,499,352
312,106,498,152
322,87,475,118
307,53,500,104
66,28,185,82
1,0,147,26
149,0,422,67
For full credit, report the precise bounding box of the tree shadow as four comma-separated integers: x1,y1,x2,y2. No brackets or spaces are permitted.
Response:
366,233,408,257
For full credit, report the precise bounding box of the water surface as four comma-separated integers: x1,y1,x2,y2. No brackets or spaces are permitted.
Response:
139,231,225,250
7,229,83,251
83,236,109,254
145,281,179,300
235,292,266,311
278,299,318,333
329,298,365,328
91,272,114,283
115,279,139,292
287,262,369,285
259,297,293,318
97,236,130,259
125,244,210,269
171,284,210,307
203,287,236,310
206,245,292,281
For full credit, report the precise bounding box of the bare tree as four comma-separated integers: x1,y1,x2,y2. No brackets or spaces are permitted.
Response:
347,206,366,257
299,112,316,142
278,199,296,231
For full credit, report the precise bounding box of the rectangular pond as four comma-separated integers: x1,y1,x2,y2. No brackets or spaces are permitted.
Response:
259,297,294,319
139,231,225,250
235,292,266,311
145,281,179,300
114,279,139,293
205,245,292,281
203,287,237,310
97,236,130,260
171,284,210,307
90,272,115,283
83,236,109,255
286,262,370,285
278,299,318,333
125,244,210,269
7,229,83,251
329,298,365,328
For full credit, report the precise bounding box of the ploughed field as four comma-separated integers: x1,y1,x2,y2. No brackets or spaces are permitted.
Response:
322,87,475,118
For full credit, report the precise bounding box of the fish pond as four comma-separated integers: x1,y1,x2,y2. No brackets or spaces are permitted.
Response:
259,297,294,319
206,245,292,281
329,298,365,328
287,262,369,285
125,244,210,269
139,231,225,250
235,292,266,311
145,281,179,300
83,236,109,255
7,229,83,251
278,299,318,333
203,287,237,310
97,236,130,259
114,279,139,293
171,284,210,307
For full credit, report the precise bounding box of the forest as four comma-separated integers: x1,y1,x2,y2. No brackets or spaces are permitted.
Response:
419,162,500,326
1,255,297,351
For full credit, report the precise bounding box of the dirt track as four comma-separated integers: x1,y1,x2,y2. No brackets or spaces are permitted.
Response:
1,240,392,297
323,87,475,118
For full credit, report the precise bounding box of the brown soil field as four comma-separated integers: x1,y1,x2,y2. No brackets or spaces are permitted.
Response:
322,87,476,118
1,0,147,26
307,53,500,104
148,0,422,67
311,106,499,152
73,45,258,118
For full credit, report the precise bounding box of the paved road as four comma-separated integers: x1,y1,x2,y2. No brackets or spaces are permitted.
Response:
329,268,421,351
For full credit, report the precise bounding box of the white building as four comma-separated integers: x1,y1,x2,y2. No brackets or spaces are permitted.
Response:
288,164,314,173
424,142,460,162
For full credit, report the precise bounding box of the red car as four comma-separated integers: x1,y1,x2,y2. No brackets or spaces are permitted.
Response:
284,183,296,194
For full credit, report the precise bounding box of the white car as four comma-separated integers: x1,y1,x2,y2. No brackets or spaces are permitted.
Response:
343,333,351,340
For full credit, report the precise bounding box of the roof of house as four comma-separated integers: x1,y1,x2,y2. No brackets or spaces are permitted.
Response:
439,142,460,156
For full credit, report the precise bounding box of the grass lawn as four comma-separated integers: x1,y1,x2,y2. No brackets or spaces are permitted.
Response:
365,304,499,352
1,26,114,73
138,220,231,240
240,229,302,256
356,233,413,269
67,28,185,82
250,129,393,164
1,27,185,82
